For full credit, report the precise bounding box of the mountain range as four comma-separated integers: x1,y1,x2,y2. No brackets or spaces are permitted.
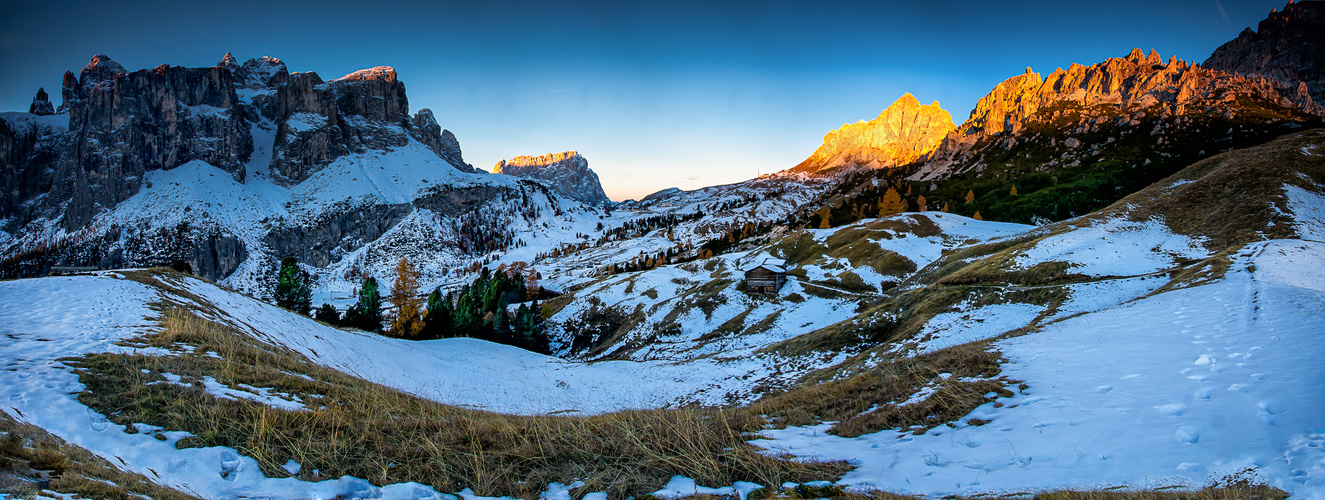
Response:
1,2,1324,498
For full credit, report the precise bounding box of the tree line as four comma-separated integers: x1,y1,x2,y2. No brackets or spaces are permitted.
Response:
272,257,550,354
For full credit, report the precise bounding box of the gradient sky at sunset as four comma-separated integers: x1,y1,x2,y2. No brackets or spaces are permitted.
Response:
0,0,1291,200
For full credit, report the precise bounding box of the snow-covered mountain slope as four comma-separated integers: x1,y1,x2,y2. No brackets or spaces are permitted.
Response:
0,269,777,498
0,54,844,309
0,129,1322,498
0,273,449,499
545,212,1029,361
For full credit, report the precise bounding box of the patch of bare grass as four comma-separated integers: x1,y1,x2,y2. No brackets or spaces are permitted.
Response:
752,342,1014,437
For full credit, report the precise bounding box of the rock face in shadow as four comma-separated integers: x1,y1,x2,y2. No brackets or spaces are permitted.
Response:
0,53,486,281
1203,0,1325,109
494,151,611,206
28,88,54,116
55,54,254,229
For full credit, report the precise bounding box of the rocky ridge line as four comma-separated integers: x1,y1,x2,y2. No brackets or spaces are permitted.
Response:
0,53,478,233
915,47,1323,179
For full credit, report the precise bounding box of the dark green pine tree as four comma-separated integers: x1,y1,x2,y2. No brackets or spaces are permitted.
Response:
454,292,478,337
520,302,550,354
314,303,340,325
421,289,453,340
355,277,383,332
491,309,512,345
341,304,363,329
274,257,312,316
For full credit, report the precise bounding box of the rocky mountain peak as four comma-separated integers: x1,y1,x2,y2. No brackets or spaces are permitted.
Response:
923,44,1317,165
1203,0,1324,105
494,151,610,205
794,92,956,173
406,108,474,172
220,52,238,69
906,39,1323,201
236,56,288,88
336,66,397,82
80,54,126,83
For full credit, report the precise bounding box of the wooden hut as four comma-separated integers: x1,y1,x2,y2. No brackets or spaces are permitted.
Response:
743,258,787,294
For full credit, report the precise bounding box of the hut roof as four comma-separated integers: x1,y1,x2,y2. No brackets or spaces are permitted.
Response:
743,257,786,274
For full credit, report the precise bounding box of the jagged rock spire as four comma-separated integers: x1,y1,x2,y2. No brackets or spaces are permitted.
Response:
29,87,54,115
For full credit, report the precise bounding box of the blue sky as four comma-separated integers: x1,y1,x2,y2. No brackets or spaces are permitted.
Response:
0,0,1291,200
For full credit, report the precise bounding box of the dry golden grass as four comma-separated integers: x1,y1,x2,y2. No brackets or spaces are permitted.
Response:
53,270,1293,499
752,341,1012,437
69,303,849,499
1113,128,1325,251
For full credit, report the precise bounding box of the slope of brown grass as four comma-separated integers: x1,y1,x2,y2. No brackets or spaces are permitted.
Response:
68,300,849,499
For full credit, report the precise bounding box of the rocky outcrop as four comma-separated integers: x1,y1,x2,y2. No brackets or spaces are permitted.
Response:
409,109,475,172
494,151,611,206
54,54,255,228
1203,0,1325,111
233,55,289,89
439,129,472,171
0,114,66,222
28,88,54,115
794,93,955,173
916,47,1318,178
0,53,486,281
266,202,413,268
254,64,470,182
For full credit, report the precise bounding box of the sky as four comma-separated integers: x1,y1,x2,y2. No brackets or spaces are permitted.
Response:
0,0,1294,200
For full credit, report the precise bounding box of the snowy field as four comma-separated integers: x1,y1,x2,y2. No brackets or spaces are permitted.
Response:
1,201,1322,498
755,239,1325,498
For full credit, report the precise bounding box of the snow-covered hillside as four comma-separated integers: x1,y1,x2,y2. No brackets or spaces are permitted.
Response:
4,177,1323,496
756,238,1325,497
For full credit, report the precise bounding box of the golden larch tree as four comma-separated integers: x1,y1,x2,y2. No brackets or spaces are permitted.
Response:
1010,185,1018,196
389,256,424,338
965,189,976,204
879,187,906,217
973,210,984,221
917,194,928,212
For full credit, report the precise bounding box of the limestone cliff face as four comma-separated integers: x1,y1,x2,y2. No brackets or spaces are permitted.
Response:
494,151,611,206
0,54,470,232
0,53,483,279
28,88,54,116
1203,0,1324,109
794,93,955,173
54,54,254,228
245,61,464,182
916,47,1320,179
